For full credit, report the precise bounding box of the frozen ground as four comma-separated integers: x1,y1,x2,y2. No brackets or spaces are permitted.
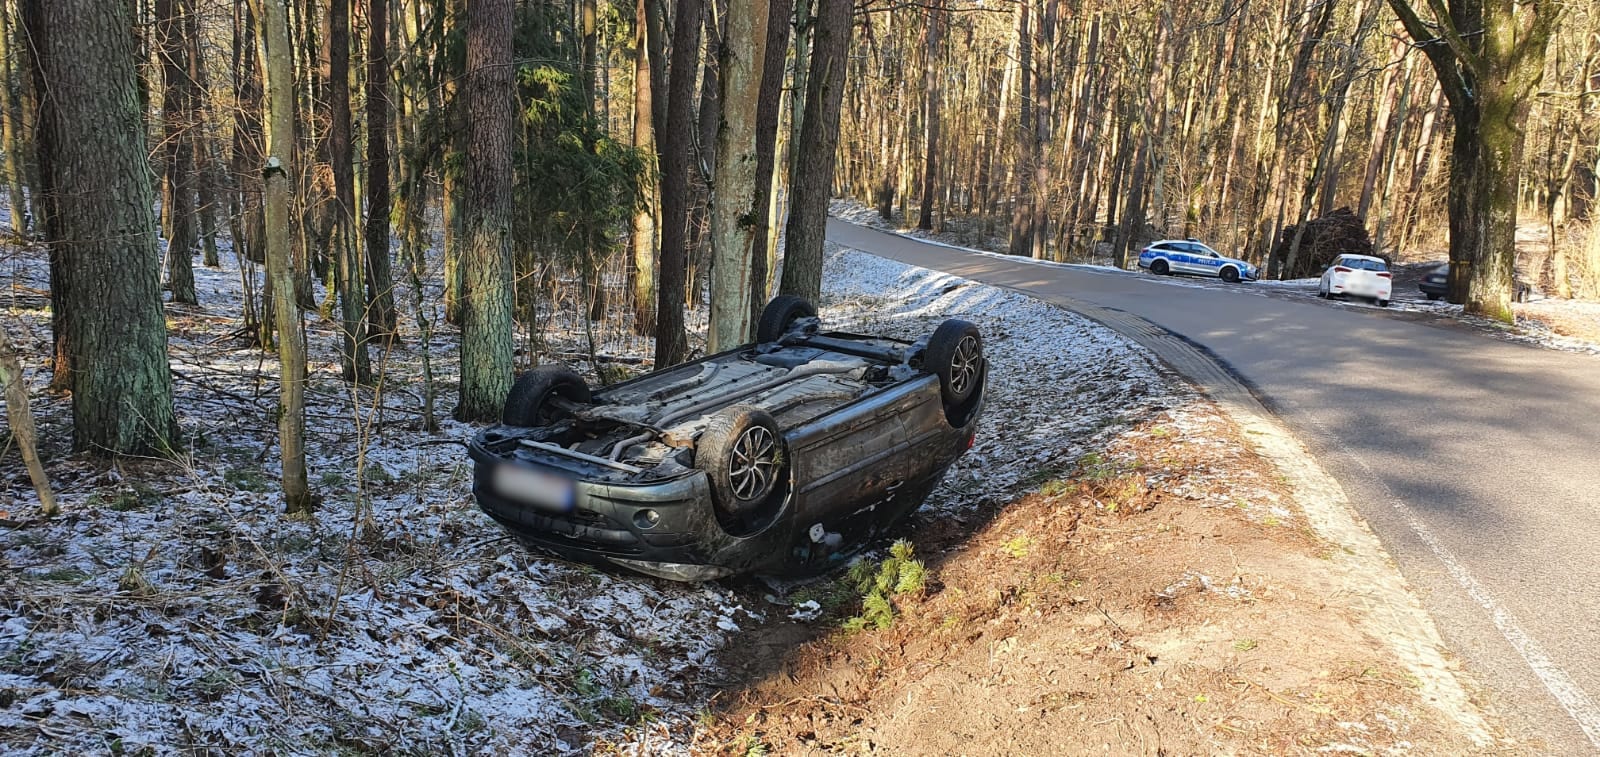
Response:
1,222,1179,752
832,198,1600,356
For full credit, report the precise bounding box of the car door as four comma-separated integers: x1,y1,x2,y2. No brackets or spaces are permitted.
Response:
1157,243,1187,273
1177,243,1206,274
786,384,916,524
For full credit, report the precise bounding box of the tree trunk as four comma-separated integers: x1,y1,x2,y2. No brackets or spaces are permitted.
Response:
0,3,29,237
1387,0,1560,322
0,323,56,515
1030,0,1057,259
156,0,199,305
748,0,794,323
365,0,397,344
917,8,942,232
324,0,371,382
455,0,516,420
778,0,851,302
257,0,313,513
707,0,769,352
1007,0,1032,257
655,0,704,367
31,0,176,455
630,0,666,335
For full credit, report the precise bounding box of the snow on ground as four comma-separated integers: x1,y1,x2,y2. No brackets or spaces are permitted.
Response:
831,198,1600,356
1,218,1180,753
816,244,1177,512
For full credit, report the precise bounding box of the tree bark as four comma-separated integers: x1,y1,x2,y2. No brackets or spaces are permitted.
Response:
917,8,942,232
0,2,29,237
655,0,704,367
455,0,516,420
32,0,177,454
365,0,398,344
707,0,769,352
324,0,371,381
256,0,313,513
156,0,199,305
1007,0,1032,257
0,323,55,515
1387,0,1562,321
748,0,794,322
630,0,666,335
778,0,851,302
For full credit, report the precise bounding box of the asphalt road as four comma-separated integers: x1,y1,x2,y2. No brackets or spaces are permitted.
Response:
827,218,1600,754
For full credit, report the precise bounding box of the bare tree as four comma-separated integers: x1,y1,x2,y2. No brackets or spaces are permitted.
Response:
1386,0,1563,320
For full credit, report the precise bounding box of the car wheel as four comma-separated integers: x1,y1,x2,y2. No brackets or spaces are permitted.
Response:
503,366,592,427
699,405,789,533
1220,266,1240,283
925,319,984,406
1150,259,1169,275
756,295,817,344
1425,293,1441,301
1377,299,1390,308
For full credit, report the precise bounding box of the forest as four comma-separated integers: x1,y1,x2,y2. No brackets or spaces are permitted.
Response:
1,0,1595,473
0,0,1595,750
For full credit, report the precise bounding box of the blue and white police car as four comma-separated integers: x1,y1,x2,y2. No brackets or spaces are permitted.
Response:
1136,239,1258,283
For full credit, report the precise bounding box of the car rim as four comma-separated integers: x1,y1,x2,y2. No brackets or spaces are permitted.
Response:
950,335,981,396
729,426,778,501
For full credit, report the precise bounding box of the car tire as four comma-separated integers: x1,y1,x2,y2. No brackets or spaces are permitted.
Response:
1377,299,1390,308
1425,293,1441,301
698,405,788,532
925,319,984,406
1220,266,1240,283
1150,259,1169,275
503,366,592,427
756,295,817,344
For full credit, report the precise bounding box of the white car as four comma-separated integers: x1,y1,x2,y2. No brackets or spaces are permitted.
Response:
1318,254,1392,306
1136,239,1258,283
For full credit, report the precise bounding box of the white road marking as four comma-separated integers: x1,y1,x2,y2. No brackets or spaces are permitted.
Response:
1326,423,1600,750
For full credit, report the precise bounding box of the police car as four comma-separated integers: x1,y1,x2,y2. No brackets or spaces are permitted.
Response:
1136,239,1258,283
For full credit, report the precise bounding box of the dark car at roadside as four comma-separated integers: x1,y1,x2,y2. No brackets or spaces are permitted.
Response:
467,297,987,582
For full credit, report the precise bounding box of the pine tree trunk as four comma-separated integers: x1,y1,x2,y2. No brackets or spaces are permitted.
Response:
257,0,313,513
917,9,942,232
778,0,851,302
324,0,371,382
32,0,176,454
365,0,397,343
455,0,515,420
655,0,702,367
707,0,769,352
1006,0,1032,257
157,0,199,305
1030,0,1056,259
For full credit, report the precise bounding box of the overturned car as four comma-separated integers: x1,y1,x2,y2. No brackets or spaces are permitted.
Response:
468,296,987,581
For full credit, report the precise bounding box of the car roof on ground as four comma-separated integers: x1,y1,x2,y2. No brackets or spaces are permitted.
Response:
1151,239,1214,248
1335,254,1387,263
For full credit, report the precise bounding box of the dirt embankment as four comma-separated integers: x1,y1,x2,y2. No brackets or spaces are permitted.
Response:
699,404,1504,755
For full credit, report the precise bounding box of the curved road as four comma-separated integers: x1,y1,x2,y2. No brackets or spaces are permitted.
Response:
828,218,1600,754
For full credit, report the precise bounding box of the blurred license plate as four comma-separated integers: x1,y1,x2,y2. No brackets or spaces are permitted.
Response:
494,466,575,512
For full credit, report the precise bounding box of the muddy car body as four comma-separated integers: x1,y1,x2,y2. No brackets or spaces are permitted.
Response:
468,297,986,581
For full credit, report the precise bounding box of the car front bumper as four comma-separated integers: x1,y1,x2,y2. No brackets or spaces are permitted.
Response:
469,440,758,578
